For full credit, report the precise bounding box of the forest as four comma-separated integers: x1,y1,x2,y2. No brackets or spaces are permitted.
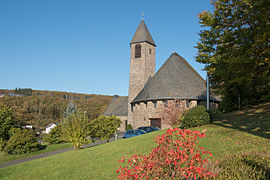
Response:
0,89,113,130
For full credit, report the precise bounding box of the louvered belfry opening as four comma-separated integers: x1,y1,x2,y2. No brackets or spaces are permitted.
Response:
135,44,141,58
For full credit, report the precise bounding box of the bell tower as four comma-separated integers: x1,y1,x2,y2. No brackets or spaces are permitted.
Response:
128,19,156,127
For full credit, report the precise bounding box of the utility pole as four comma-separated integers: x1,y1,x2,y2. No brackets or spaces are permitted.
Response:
206,74,210,111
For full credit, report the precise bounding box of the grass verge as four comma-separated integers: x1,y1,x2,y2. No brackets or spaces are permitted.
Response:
0,143,72,164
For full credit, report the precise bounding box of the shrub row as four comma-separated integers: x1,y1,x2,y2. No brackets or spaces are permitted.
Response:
216,152,270,179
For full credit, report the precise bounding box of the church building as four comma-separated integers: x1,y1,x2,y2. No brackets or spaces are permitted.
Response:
104,19,219,131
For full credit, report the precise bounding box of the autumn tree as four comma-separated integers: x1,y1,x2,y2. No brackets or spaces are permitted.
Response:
196,0,270,111
160,100,184,127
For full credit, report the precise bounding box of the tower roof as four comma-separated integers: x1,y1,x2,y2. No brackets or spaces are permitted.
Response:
131,52,220,103
130,19,156,46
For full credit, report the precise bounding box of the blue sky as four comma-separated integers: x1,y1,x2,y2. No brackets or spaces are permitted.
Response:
0,0,213,96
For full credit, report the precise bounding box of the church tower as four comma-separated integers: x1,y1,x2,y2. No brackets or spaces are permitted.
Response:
128,19,156,127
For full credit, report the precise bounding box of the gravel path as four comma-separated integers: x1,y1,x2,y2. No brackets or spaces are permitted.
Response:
0,133,124,169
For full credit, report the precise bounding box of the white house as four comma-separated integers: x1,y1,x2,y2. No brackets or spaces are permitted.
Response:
45,123,57,134
22,125,34,129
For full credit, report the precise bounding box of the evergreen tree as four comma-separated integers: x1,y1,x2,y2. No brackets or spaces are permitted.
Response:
63,101,77,118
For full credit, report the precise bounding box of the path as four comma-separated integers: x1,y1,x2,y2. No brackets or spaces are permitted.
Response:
0,132,124,169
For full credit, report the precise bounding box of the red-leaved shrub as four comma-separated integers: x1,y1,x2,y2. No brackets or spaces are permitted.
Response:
117,128,217,179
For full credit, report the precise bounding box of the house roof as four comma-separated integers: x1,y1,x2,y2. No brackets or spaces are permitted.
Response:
132,52,220,103
130,19,156,46
103,96,128,116
46,123,56,128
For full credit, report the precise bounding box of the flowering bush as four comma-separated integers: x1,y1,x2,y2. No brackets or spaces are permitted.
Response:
117,128,216,179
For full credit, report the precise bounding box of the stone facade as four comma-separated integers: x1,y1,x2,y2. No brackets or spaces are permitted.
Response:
128,42,155,127
131,100,198,129
116,116,128,132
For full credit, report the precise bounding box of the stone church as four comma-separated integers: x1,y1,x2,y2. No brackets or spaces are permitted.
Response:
104,19,219,131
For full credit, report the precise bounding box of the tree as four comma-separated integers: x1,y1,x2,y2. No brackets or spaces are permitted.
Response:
196,0,270,112
63,101,77,118
62,112,90,149
90,116,120,142
160,100,184,127
0,103,17,141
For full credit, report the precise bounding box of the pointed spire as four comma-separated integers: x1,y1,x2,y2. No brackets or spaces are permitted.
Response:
131,19,156,46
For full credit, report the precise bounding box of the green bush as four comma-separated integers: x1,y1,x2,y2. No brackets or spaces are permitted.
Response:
126,124,133,130
90,115,120,142
4,128,39,154
216,152,270,179
0,138,5,151
181,105,210,128
43,125,64,144
209,108,222,120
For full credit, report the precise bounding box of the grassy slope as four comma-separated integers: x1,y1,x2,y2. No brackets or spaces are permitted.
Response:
0,102,269,180
0,143,72,164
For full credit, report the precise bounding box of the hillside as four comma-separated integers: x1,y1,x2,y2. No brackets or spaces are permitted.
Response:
0,102,269,179
0,89,113,130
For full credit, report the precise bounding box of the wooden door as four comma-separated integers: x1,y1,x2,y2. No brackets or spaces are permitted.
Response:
150,118,161,129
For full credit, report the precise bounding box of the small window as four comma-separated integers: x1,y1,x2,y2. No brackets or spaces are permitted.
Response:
175,101,180,108
186,100,191,108
163,100,168,107
135,44,141,58
149,48,151,54
131,105,134,112
153,101,157,108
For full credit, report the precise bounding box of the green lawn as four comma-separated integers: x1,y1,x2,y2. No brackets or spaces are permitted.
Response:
0,143,72,164
0,102,269,180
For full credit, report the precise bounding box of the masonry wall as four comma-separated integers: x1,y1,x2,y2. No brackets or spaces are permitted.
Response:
128,42,155,127
116,116,128,132
131,99,199,129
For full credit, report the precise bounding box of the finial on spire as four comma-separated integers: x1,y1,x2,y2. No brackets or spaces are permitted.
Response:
141,12,144,20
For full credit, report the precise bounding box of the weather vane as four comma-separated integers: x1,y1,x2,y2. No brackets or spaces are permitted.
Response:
141,12,144,20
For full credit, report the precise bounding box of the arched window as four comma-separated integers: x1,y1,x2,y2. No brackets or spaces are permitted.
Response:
135,44,141,58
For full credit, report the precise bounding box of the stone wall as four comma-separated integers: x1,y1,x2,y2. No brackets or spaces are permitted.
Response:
116,116,128,132
131,99,199,129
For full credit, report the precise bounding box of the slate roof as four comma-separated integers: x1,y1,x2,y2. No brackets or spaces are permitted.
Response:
132,52,219,103
130,19,156,46
103,96,128,116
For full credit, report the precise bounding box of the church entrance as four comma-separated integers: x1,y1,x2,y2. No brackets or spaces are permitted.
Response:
150,118,161,129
